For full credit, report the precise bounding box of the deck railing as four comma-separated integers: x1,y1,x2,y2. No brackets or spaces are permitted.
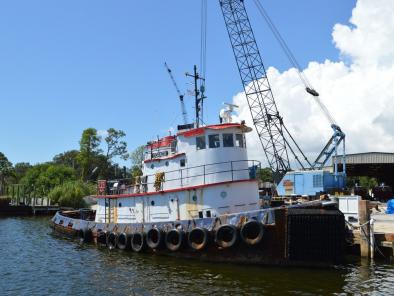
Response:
100,159,261,196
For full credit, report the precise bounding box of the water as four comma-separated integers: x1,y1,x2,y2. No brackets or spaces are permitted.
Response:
1,217,393,296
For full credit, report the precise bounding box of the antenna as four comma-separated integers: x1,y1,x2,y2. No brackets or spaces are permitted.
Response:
164,62,188,124
186,65,206,128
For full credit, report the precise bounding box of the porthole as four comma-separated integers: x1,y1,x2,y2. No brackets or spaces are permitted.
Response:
192,195,197,202
150,163,154,169
165,161,169,166
118,202,122,208
151,200,155,206
220,191,227,198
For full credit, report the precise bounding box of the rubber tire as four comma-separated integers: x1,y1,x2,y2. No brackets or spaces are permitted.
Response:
240,220,264,245
188,227,209,251
107,232,118,250
117,232,131,250
78,228,92,244
146,228,164,250
131,232,147,252
215,224,238,248
165,229,185,252
97,230,108,246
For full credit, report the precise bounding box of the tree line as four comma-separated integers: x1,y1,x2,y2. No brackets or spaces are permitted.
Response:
0,128,144,207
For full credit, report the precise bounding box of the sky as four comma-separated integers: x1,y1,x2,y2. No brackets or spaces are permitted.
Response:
0,0,374,167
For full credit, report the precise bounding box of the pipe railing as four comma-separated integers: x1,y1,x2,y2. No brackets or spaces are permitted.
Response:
101,159,261,195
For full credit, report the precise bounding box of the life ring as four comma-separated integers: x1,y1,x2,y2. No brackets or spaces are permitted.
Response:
215,224,238,248
240,220,264,245
188,227,210,251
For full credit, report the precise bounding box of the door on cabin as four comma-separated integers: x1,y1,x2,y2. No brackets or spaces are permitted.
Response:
135,197,144,223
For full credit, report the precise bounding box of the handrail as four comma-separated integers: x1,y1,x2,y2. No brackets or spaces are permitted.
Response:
101,159,261,195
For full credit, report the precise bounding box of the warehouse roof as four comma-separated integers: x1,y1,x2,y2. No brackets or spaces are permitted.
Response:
333,152,394,165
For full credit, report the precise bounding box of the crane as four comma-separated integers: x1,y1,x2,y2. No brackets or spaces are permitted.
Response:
218,0,346,187
165,62,189,125
219,0,290,183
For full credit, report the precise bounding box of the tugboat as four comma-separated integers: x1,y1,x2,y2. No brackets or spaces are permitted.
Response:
52,0,347,265
51,68,345,265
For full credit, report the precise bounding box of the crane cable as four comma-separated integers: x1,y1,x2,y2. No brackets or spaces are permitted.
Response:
200,0,208,80
199,0,208,124
252,0,336,126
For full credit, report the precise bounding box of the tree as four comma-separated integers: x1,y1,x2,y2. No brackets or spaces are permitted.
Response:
105,128,128,161
0,152,13,195
20,163,76,197
48,181,93,208
130,145,145,167
77,128,102,181
13,162,32,183
130,145,144,179
258,167,274,183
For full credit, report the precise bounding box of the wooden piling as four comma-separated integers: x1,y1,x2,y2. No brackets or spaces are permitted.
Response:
358,200,371,258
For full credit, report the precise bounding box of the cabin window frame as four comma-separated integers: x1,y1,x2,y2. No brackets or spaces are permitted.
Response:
235,133,245,148
208,134,221,149
196,135,206,150
223,133,234,147
180,158,186,167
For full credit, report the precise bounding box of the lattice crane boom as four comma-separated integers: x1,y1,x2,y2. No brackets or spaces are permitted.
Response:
219,0,290,183
165,62,189,125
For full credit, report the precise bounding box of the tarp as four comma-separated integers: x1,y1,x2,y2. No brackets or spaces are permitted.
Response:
386,199,394,214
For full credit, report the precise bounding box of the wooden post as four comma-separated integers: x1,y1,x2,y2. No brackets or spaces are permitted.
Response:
358,200,371,258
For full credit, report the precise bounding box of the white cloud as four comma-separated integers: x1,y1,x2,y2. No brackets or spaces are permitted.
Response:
233,0,394,166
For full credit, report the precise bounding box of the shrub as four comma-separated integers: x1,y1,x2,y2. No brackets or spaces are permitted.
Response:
48,181,94,209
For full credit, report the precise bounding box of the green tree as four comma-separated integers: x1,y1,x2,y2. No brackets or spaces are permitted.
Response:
48,181,93,208
105,128,128,161
130,145,144,167
258,167,274,183
130,145,144,179
13,162,32,183
0,152,13,195
77,128,102,181
21,163,76,197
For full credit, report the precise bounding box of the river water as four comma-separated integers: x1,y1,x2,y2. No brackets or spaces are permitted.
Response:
1,217,393,296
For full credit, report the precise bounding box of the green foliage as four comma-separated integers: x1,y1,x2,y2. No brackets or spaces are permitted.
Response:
48,181,93,208
0,152,14,195
258,167,274,183
20,163,76,196
53,150,81,174
77,128,102,181
347,176,378,189
131,165,143,179
13,162,32,183
130,145,145,167
105,128,128,161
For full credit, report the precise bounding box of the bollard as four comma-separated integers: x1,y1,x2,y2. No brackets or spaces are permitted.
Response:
358,200,371,258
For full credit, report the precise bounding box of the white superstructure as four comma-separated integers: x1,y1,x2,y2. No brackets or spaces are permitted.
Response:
95,122,261,224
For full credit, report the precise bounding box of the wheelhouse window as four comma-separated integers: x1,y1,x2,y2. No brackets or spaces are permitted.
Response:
235,134,245,148
208,134,220,148
196,136,206,150
223,133,234,147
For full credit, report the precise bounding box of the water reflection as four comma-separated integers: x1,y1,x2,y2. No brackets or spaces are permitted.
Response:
0,217,393,296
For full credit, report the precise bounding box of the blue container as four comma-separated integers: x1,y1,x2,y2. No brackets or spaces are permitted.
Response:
277,170,345,197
